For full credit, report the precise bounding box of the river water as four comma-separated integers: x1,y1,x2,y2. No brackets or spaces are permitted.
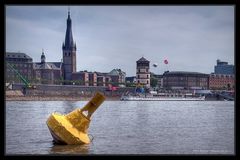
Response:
5,101,234,155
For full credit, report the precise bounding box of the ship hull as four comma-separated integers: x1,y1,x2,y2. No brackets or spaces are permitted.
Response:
120,96,205,101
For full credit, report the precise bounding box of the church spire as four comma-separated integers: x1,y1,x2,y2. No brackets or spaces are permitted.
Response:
41,49,46,63
63,7,74,49
68,6,70,19
62,7,77,81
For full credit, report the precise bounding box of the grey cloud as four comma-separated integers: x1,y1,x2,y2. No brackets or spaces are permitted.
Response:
6,6,234,76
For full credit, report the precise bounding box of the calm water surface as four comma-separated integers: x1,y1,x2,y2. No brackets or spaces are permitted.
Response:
5,101,234,155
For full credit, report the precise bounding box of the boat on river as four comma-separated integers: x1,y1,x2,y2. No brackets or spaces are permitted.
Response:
120,93,205,101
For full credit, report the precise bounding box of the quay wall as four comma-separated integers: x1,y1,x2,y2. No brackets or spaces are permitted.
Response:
12,84,135,97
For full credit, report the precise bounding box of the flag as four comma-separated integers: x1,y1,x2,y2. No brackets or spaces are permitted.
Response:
164,59,168,64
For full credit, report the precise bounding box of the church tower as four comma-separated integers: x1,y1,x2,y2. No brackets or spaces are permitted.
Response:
62,9,76,81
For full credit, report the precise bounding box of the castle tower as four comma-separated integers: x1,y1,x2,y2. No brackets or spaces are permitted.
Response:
62,9,77,81
136,57,150,88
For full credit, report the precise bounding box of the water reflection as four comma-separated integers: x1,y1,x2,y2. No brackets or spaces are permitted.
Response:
6,101,234,154
49,144,89,154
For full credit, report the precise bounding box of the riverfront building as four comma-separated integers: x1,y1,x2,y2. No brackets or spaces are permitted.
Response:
33,51,63,84
96,72,108,86
72,71,98,86
209,73,234,90
108,69,126,85
214,59,234,75
136,57,150,88
5,52,33,84
163,71,209,90
72,71,89,86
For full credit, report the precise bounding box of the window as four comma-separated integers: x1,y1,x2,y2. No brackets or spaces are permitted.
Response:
147,75,149,78
147,80,149,84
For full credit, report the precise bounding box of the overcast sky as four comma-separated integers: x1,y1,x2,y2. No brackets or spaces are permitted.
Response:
6,5,234,76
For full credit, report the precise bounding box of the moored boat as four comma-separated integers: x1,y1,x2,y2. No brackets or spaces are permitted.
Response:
120,93,205,101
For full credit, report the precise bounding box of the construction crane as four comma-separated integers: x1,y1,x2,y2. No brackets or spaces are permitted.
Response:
7,62,36,89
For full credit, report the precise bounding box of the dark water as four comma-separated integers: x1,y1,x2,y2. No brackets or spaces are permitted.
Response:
5,101,234,155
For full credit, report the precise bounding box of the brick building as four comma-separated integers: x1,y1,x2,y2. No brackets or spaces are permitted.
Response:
209,73,234,90
163,71,209,90
5,52,33,84
72,71,89,86
33,51,63,84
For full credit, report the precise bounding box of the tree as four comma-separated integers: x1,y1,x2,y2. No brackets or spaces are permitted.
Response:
150,77,158,87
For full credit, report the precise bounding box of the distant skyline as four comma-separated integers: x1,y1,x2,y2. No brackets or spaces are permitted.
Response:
6,6,234,76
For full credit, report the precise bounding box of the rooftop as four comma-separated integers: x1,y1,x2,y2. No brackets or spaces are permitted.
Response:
6,52,32,60
33,62,62,70
163,71,208,75
137,57,149,62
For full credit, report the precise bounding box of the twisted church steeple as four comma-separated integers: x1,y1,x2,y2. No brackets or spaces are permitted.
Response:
62,8,77,81
63,8,76,50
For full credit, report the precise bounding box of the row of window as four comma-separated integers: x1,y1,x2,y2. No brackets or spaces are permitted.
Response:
210,75,234,78
211,79,234,82
64,52,71,56
7,69,32,73
8,63,31,68
210,82,234,85
7,54,27,58
137,69,149,72
137,63,149,67
210,79,234,81
6,58,31,62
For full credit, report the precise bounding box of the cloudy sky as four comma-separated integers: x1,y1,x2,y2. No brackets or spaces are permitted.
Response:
6,5,234,76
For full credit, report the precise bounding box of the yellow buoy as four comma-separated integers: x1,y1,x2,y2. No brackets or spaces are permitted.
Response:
46,92,105,144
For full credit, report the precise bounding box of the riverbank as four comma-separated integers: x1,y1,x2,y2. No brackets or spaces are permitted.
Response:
5,90,121,101
5,96,120,101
